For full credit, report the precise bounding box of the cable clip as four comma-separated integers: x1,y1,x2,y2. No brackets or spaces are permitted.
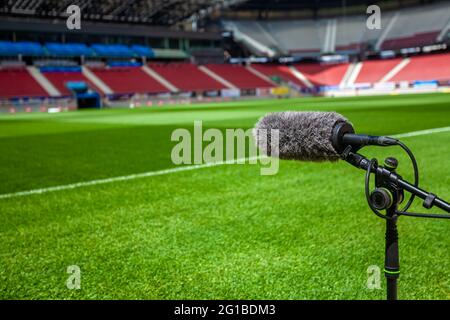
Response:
340,145,353,160
423,193,437,209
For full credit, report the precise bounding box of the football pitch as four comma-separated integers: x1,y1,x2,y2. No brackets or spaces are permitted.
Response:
0,93,449,300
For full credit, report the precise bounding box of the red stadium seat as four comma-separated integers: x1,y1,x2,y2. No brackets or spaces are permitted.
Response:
295,63,349,86
149,63,225,92
381,32,440,51
43,71,103,96
90,67,168,94
391,53,450,82
0,68,48,98
205,64,274,90
250,64,307,88
355,58,402,84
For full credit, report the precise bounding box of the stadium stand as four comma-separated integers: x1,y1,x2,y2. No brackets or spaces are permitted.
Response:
1,2,450,101
131,45,154,58
224,2,450,56
0,41,156,59
148,63,226,92
390,53,450,83
380,3,450,50
45,43,94,57
250,64,307,88
0,68,47,98
40,66,102,96
294,63,350,87
90,66,169,95
0,41,45,57
269,20,326,54
91,44,135,58
335,16,368,52
224,21,281,53
354,58,403,84
205,64,274,89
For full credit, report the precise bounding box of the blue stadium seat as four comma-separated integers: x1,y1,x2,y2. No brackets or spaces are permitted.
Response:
45,43,93,57
39,66,82,73
131,45,154,57
91,44,135,57
107,61,142,67
0,41,45,56
66,81,89,92
0,41,15,55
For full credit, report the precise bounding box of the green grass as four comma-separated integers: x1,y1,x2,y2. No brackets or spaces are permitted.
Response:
0,93,449,299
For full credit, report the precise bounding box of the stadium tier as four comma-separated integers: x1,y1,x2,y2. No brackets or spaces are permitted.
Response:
45,43,94,57
40,67,101,96
2,52,450,99
250,64,308,88
89,66,168,95
380,4,450,51
0,68,47,98
294,63,350,87
0,41,45,56
224,2,450,56
205,64,274,89
148,63,226,92
390,52,450,83
0,42,155,58
354,58,403,84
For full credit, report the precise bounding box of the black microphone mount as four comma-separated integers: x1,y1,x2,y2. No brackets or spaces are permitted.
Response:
337,134,450,301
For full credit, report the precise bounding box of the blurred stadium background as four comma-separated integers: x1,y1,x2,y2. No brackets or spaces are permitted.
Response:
0,0,449,110
0,1,449,300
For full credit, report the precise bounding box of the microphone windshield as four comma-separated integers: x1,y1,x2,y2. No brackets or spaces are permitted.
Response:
253,111,352,162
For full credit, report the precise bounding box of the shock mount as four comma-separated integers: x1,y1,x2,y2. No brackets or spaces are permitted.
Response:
340,140,450,300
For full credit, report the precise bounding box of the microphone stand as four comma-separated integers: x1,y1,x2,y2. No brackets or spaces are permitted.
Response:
341,147,450,300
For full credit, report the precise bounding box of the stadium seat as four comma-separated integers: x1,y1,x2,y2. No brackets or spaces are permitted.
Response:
91,44,135,58
380,3,449,50
40,66,102,96
45,43,93,57
355,58,403,84
0,68,48,98
205,64,274,89
295,63,349,87
131,45,154,58
381,32,440,50
390,53,450,83
90,66,169,94
250,64,307,88
149,63,226,92
0,41,45,56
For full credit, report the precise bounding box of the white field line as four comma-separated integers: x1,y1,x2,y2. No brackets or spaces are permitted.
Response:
391,126,450,139
0,156,262,200
1,126,450,200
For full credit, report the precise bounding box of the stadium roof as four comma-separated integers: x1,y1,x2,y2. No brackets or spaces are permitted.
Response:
1,0,445,26
0,0,247,26
227,0,446,11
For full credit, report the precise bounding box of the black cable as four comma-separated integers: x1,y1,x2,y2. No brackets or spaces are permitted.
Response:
395,140,419,212
397,211,450,219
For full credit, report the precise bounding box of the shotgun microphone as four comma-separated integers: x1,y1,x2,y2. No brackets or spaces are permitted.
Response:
253,111,398,161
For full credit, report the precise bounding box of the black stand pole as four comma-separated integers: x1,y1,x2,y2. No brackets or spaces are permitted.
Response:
384,207,399,300
372,157,402,300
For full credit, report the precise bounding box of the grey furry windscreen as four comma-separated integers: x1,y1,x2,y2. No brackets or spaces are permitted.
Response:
253,111,351,162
